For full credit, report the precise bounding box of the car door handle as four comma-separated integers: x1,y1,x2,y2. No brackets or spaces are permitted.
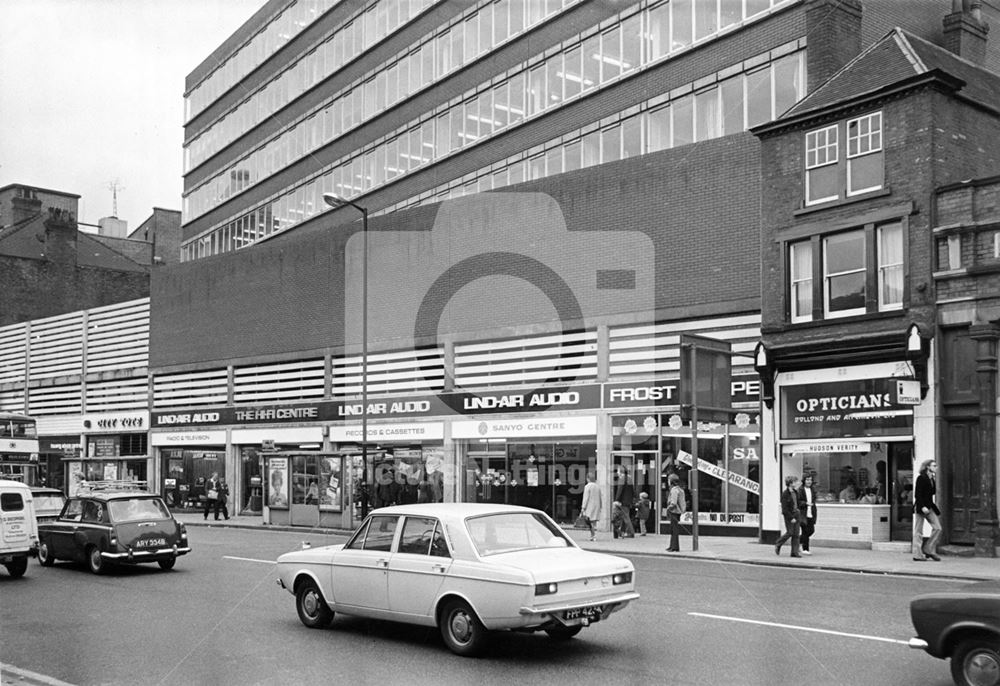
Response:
376,558,389,568
432,564,447,573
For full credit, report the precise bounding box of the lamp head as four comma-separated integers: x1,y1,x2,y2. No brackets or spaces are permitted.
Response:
322,192,348,209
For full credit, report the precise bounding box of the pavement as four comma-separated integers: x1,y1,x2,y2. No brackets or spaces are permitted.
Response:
175,512,1000,583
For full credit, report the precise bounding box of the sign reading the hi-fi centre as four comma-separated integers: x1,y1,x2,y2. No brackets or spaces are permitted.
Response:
151,386,603,427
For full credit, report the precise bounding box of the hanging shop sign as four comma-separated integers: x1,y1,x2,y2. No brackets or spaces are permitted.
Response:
780,378,912,440
452,416,597,439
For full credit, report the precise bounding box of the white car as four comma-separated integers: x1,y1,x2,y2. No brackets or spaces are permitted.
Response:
275,503,638,656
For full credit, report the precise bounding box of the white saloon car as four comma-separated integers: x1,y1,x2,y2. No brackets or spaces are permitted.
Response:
276,503,638,656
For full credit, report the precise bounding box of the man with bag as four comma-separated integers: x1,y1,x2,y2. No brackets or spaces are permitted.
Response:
203,472,220,520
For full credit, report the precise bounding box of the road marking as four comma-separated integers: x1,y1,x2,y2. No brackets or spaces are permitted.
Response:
1,663,77,686
690,612,910,646
223,555,275,564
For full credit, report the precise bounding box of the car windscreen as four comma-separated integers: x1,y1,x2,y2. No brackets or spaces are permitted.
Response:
33,494,66,511
466,512,570,556
108,498,171,523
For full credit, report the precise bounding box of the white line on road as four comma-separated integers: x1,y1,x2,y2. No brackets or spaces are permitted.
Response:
223,555,275,564
689,612,910,645
1,663,77,686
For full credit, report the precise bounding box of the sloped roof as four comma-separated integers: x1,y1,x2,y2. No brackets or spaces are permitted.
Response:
0,213,148,272
776,28,1000,123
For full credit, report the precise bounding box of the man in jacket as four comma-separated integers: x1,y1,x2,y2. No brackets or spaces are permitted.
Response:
912,459,942,561
774,475,802,557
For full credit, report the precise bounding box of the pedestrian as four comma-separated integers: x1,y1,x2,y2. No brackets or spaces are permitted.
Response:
798,474,817,555
636,492,652,536
665,473,686,552
580,471,603,542
203,472,220,520
912,459,942,562
216,478,231,520
775,475,802,557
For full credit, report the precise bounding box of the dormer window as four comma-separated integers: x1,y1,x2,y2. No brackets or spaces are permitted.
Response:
805,111,884,206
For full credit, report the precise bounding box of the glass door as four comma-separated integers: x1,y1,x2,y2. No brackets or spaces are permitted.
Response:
889,442,914,541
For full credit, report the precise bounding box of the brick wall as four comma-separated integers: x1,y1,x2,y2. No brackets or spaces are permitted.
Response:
153,135,763,369
0,257,150,327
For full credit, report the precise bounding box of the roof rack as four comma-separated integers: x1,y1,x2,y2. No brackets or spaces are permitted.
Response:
77,479,148,493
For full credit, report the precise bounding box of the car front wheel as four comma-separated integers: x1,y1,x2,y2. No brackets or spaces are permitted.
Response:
439,599,487,657
37,542,55,567
296,580,333,628
158,558,176,571
87,546,107,575
951,637,1000,686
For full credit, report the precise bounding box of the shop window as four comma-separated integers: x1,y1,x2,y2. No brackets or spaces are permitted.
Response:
805,111,884,206
786,220,904,322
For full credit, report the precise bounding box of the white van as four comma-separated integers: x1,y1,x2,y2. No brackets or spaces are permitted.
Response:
0,479,39,578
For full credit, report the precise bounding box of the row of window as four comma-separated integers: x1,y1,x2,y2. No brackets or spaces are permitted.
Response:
186,0,441,171
182,46,804,261
182,0,796,231
187,0,338,121
788,220,903,322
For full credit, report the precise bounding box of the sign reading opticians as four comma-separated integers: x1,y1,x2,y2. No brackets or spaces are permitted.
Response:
780,378,912,440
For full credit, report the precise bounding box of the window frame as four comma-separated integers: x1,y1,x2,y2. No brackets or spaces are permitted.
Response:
804,111,884,207
785,217,907,323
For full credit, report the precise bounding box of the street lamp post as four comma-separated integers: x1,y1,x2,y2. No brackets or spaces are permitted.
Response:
323,193,369,519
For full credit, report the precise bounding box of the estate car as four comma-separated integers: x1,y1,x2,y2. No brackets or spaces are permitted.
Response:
37,482,190,574
276,503,638,656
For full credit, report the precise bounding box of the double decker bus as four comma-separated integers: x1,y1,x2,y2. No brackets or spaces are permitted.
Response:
0,413,40,484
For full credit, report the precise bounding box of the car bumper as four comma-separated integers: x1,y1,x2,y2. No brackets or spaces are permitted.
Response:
512,590,640,629
908,637,929,651
102,545,192,562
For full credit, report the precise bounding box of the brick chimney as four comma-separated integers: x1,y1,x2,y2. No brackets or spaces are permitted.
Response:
804,0,863,92
943,0,990,65
42,207,78,265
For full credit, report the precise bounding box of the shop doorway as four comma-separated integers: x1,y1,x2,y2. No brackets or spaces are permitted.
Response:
889,443,914,541
941,420,979,545
611,452,658,534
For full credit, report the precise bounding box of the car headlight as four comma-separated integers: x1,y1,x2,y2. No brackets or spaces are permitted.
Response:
612,572,633,585
535,582,558,596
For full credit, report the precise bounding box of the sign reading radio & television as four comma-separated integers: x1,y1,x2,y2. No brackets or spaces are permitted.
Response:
780,378,912,440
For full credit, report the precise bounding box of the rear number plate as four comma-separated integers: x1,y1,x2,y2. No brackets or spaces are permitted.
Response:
564,605,603,621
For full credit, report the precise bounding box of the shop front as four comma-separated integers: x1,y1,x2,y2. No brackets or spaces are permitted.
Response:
605,377,762,536
66,411,150,496
773,365,926,547
454,415,598,527
37,436,80,490
233,426,324,515
151,429,228,510
328,422,446,522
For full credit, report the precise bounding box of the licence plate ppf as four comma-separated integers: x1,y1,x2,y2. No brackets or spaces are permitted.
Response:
564,605,603,621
